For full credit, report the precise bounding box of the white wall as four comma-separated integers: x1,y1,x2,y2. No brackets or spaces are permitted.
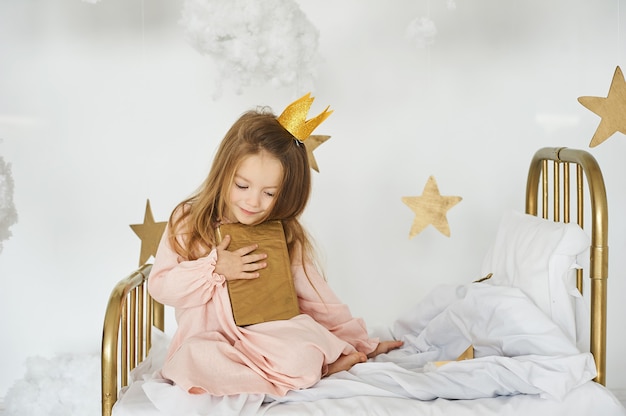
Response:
0,0,625,398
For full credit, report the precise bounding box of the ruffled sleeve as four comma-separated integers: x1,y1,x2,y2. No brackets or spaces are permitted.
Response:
292,261,379,355
148,225,226,308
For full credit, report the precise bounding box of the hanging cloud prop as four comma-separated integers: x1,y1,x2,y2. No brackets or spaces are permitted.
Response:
0,155,17,254
406,16,437,49
180,0,321,97
406,1,458,49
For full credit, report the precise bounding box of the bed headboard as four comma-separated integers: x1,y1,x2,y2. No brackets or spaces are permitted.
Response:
525,146,609,385
101,263,164,416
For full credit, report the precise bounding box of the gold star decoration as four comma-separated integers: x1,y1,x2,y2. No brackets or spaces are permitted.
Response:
578,66,626,148
303,134,330,172
130,199,167,266
402,176,462,238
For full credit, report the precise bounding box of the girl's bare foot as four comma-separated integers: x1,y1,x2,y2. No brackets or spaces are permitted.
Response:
189,386,206,394
326,352,367,377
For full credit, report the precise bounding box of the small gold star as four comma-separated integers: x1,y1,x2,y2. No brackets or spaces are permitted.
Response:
578,66,626,148
130,199,167,266
402,176,462,238
303,135,330,172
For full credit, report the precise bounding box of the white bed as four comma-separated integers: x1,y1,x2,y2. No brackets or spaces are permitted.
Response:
101,147,626,415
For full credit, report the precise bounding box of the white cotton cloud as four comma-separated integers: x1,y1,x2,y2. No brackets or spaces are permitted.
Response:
406,16,437,49
4,354,100,416
0,155,17,254
180,0,321,97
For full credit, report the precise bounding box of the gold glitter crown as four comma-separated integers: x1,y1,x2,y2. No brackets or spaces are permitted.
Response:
277,93,333,142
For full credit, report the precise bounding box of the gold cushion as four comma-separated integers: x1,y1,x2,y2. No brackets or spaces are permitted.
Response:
216,221,300,326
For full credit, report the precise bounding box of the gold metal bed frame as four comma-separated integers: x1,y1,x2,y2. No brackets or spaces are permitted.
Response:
525,147,609,385
101,263,163,416
101,147,610,416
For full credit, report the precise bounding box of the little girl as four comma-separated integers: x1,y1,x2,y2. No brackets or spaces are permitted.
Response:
148,94,403,397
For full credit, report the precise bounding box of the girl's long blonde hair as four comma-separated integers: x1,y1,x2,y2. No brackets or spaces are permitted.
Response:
168,108,315,267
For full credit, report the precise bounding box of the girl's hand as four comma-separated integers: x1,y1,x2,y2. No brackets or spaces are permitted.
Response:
214,235,267,281
367,340,404,359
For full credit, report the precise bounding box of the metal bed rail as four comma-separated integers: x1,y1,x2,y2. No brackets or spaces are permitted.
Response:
101,263,164,416
526,147,609,385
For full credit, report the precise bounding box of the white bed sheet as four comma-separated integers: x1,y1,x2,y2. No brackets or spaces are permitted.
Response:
116,379,625,416
262,382,625,416
113,283,626,416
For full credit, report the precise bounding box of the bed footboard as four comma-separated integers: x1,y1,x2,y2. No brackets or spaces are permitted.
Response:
101,263,164,416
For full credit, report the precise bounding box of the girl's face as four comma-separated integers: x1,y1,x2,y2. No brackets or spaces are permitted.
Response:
225,151,283,225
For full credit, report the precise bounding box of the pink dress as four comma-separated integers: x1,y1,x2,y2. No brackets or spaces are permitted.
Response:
148,226,379,397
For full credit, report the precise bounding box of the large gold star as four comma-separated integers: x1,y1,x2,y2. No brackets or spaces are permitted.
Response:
578,66,626,148
130,199,167,266
303,135,330,172
402,176,462,238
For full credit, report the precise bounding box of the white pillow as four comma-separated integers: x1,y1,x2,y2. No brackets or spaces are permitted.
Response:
480,210,590,350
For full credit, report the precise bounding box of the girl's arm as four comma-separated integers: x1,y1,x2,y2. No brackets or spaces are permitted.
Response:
148,225,225,309
292,260,380,355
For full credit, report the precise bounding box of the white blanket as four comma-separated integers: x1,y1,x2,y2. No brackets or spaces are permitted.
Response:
114,283,599,416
